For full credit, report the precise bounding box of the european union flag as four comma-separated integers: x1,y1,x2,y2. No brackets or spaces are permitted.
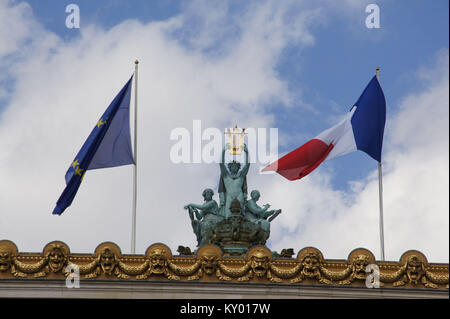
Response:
53,76,135,215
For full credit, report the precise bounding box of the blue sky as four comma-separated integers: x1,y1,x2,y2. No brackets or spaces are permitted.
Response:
0,0,448,262
29,1,181,33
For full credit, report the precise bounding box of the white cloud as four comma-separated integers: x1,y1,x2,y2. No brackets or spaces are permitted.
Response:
0,0,38,58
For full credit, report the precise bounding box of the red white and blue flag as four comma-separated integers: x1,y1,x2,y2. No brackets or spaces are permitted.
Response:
263,75,386,181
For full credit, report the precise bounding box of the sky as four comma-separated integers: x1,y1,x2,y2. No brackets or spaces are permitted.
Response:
0,0,448,263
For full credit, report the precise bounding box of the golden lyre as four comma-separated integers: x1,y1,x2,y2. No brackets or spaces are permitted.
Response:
225,125,246,155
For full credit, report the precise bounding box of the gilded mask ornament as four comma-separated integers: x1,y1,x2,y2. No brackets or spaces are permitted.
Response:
99,247,117,275
201,254,219,275
250,250,270,278
149,249,167,275
46,245,68,273
352,254,370,280
406,255,424,284
0,249,13,272
0,241,17,273
197,245,221,276
301,252,321,278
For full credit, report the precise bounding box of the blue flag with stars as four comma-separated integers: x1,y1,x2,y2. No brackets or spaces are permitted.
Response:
53,76,135,215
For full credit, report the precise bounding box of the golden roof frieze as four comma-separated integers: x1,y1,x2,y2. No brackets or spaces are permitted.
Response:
0,240,448,290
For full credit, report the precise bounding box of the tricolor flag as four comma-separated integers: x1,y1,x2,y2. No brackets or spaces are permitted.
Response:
53,76,135,215
263,75,386,180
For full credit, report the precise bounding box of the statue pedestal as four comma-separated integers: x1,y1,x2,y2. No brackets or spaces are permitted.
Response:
222,241,250,256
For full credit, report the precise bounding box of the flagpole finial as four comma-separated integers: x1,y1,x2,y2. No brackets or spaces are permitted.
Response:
135,60,139,65
376,67,380,80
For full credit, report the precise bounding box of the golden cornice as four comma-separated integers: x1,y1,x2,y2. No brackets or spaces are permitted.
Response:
0,240,448,290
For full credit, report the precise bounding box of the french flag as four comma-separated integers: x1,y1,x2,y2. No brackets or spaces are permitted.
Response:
263,75,386,181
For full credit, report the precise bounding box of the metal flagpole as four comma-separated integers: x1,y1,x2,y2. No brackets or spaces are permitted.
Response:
131,60,139,254
376,66,385,261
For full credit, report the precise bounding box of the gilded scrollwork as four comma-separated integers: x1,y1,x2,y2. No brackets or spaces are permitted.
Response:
320,263,352,283
168,259,201,277
218,260,251,280
425,269,449,288
269,262,302,280
0,240,447,290
118,259,149,277
68,258,98,277
11,257,48,277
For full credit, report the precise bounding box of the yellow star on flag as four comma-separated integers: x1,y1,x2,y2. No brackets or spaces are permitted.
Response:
74,167,84,176
97,118,106,128
71,159,80,169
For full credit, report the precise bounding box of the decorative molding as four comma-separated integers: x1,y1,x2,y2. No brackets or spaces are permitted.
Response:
0,240,448,290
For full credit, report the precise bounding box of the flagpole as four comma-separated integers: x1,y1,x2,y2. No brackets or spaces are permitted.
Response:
376,66,385,261
131,60,139,254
